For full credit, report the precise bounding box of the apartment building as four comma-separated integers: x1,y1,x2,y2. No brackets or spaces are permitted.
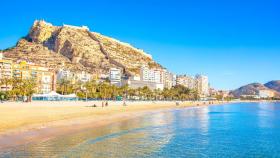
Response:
195,74,209,97
176,75,196,89
0,53,13,91
13,61,56,94
109,68,122,87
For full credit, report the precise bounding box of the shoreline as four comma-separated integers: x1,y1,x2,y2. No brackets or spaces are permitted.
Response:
0,100,275,150
0,100,232,134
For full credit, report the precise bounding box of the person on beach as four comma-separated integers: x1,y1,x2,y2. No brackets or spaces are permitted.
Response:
102,101,104,108
105,101,108,107
0,95,4,103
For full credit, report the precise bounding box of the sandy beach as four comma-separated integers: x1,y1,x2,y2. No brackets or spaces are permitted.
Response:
0,100,228,133
0,100,235,149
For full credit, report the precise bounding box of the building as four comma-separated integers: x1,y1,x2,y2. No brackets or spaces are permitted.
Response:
76,71,92,83
140,65,164,83
210,89,231,100
140,65,153,82
172,74,177,87
0,53,13,91
209,88,218,96
57,69,92,84
153,69,162,84
139,65,175,90
130,75,141,81
13,61,56,94
162,70,175,89
56,69,75,83
124,79,164,90
176,75,196,89
109,68,122,87
0,54,13,79
258,90,275,98
195,75,209,97
39,70,56,94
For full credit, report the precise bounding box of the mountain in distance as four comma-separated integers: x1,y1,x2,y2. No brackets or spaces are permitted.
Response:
231,81,280,97
2,20,162,76
265,80,280,92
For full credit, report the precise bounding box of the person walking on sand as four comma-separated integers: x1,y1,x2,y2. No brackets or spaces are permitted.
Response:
102,101,104,108
105,101,108,107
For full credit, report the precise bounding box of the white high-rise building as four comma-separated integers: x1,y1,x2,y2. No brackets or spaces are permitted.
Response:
195,75,209,97
133,65,166,90
57,69,75,82
162,70,175,89
140,65,163,83
140,65,151,82
76,71,92,83
109,68,122,87
172,74,177,87
139,65,176,89
153,69,162,83
176,75,196,89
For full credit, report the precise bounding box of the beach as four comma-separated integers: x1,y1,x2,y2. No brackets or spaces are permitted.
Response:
0,100,237,150
0,101,227,133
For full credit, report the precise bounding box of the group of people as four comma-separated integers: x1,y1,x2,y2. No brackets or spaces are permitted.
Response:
102,101,109,107
90,101,128,108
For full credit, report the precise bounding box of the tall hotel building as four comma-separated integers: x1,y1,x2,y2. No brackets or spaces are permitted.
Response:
195,74,209,97
109,68,122,87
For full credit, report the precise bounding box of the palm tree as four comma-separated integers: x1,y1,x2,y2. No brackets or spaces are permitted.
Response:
15,79,37,102
84,80,97,98
99,82,110,100
120,84,129,98
141,86,152,100
153,89,161,100
0,77,12,92
57,78,71,95
127,88,136,100
9,78,21,101
71,81,82,95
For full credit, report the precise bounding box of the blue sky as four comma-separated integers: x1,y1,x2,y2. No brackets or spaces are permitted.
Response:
0,0,279,90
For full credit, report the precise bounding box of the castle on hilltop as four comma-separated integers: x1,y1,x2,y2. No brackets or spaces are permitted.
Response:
63,24,89,31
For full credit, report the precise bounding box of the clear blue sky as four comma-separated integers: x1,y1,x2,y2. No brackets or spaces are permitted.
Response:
0,0,279,90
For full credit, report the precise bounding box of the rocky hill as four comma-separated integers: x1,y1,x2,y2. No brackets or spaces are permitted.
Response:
264,80,280,93
2,20,162,75
231,82,280,98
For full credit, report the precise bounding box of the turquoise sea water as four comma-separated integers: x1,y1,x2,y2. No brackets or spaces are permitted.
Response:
1,102,280,158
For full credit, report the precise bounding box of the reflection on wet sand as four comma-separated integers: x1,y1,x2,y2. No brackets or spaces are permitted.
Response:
1,111,176,158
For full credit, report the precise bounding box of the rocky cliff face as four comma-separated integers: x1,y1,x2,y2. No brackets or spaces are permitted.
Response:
3,20,161,75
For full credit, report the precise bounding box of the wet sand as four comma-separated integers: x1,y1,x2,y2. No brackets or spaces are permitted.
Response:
0,100,233,150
